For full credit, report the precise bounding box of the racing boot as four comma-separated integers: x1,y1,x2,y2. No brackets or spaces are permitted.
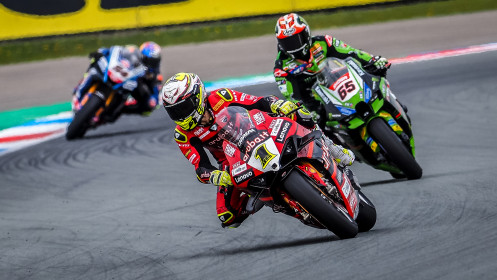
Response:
322,135,355,167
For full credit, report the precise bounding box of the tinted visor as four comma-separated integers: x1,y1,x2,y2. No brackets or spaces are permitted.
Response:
143,56,161,72
164,95,198,122
278,31,310,53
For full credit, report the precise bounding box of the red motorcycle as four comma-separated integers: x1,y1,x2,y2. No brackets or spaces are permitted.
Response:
216,106,376,239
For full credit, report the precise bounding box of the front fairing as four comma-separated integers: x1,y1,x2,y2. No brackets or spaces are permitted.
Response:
311,57,382,125
100,46,147,92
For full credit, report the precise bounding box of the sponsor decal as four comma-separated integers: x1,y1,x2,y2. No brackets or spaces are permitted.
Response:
218,211,233,223
253,112,265,125
255,143,276,169
342,180,351,198
330,73,350,90
270,119,283,136
347,60,365,76
216,88,234,101
349,193,357,210
174,128,187,143
188,153,197,164
232,163,247,176
200,171,210,179
212,99,225,111
310,44,323,53
274,69,288,77
225,143,236,157
234,169,254,184
194,127,205,136
237,128,257,147
365,84,372,102
283,27,296,36
245,131,270,154
314,86,331,104
276,121,291,143
199,130,210,140
336,106,356,116
325,35,333,47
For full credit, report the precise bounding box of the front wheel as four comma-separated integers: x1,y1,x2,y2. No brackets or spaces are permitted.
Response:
66,94,104,140
283,169,358,239
368,117,422,179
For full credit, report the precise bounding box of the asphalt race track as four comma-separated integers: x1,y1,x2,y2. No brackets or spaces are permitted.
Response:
1,48,497,279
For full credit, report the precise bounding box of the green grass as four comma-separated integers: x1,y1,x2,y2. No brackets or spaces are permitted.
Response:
0,0,496,65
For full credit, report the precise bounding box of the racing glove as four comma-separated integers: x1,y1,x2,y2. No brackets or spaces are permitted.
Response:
209,170,233,187
370,56,390,70
271,100,298,116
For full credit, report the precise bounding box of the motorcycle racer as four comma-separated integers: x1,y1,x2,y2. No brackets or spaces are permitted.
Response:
72,41,163,118
273,13,390,120
161,72,356,228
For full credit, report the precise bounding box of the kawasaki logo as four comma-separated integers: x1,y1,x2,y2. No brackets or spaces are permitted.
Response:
314,86,331,104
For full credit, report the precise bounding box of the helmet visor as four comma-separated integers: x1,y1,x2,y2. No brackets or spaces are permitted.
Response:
278,31,310,54
143,56,161,71
164,95,199,122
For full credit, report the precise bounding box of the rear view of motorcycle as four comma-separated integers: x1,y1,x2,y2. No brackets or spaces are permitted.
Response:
216,106,376,239
66,46,147,140
312,57,422,179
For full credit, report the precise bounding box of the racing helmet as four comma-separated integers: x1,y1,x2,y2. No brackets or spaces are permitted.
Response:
161,73,206,131
275,13,312,61
139,41,161,72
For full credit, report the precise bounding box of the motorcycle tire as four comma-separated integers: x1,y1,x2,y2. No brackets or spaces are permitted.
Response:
368,117,423,180
66,94,103,140
283,169,358,239
355,190,376,232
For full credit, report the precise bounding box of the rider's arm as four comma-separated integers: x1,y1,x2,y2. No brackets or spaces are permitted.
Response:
229,90,316,129
174,128,217,184
320,35,374,66
274,55,300,103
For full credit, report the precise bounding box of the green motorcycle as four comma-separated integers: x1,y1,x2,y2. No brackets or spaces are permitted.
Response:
312,57,422,179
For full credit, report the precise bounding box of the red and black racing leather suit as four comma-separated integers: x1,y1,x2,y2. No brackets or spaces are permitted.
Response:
173,88,314,227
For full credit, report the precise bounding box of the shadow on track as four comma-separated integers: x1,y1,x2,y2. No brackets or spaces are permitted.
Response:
70,125,166,141
360,169,480,188
170,235,338,261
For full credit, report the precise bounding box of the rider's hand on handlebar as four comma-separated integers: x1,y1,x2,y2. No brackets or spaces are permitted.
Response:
209,170,233,187
370,56,391,70
271,100,298,117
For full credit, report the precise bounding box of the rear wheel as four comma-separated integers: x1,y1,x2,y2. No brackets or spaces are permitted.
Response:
368,117,422,179
66,94,104,140
283,169,358,239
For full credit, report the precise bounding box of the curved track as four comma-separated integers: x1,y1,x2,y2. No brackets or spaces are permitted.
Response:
1,50,497,279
